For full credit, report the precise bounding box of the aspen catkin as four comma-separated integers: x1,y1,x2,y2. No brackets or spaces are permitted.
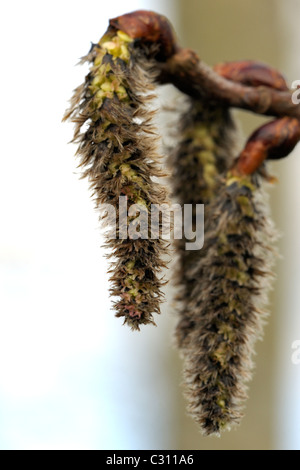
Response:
63,30,168,330
168,100,239,349
183,172,276,435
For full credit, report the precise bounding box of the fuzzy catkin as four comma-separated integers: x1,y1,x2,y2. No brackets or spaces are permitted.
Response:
63,30,168,330
168,100,239,348
183,172,276,436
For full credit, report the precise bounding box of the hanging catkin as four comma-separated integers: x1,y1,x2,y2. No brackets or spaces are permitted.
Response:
168,100,239,349
183,171,276,435
171,59,289,352
63,30,168,330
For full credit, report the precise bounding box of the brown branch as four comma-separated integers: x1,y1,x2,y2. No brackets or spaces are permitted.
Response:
109,10,300,120
107,10,300,176
157,48,299,119
231,117,300,176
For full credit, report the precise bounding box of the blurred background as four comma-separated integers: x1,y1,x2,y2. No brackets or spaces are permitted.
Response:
0,0,299,450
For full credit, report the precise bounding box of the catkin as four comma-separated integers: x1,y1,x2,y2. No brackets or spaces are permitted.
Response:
168,100,239,348
63,30,168,330
183,172,276,435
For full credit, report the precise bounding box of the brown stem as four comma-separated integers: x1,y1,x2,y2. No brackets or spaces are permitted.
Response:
109,11,300,120
232,117,300,176
157,49,299,119
108,10,300,176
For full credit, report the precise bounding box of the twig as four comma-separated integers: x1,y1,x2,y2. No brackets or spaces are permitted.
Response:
109,10,300,120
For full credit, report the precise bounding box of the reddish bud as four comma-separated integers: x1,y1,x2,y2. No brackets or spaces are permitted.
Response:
109,10,178,60
214,60,288,91
233,117,300,175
